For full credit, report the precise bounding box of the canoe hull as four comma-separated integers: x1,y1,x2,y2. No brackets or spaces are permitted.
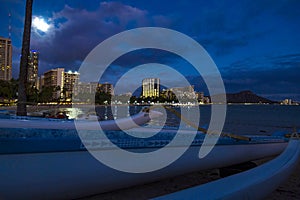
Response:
0,110,163,131
154,139,300,200
0,142,287,200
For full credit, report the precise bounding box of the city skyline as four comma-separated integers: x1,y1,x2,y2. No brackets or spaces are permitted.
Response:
0,0,299,100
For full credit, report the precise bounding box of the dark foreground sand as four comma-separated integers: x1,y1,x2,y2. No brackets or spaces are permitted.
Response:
265,161,300,199
80,159,300,200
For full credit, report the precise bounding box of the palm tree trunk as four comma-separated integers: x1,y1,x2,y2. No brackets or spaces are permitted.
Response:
17,0,33,116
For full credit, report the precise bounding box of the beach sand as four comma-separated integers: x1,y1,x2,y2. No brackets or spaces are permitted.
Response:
265,161,300,199
80,159,300,200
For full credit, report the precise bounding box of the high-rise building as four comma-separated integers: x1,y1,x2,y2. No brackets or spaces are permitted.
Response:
76,82,98,95
27,50,39,88
63,70,79,101
142,78,160,98
196,92,204,103
161,85,197,102
169,85,195,99
43,68,80,100
38,75,44,91
98,82,114,95
43,68,65,100
0,37,12,81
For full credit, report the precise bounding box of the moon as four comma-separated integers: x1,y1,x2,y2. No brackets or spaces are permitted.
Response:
32,17,50,32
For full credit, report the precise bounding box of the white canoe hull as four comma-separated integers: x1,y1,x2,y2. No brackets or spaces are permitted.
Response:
0,110,162,131
154,138,300,200
0,142,287,200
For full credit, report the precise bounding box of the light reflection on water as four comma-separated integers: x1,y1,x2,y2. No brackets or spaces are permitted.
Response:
59,105,300,135
61,105,184,128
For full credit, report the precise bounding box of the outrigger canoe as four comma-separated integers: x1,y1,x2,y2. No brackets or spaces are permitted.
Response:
0,108,162,131
154,134,300,200
0,125,291,199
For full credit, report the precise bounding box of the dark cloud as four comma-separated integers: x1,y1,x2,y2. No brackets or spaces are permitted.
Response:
185,53,300,101
222,53,300,100
100,48,197,88
110,49,178,68
30,2,172,72
31,0,288,72
275,0,300,22
179,0,299,56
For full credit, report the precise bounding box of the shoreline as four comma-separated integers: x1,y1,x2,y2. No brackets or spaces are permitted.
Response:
1,102,299,110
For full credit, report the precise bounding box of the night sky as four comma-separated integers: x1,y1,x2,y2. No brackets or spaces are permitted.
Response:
0,0,299,100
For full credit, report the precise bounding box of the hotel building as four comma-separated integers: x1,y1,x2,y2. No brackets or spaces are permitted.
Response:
142,78,160,98
27,50,39,88
43,68,65,100
38,75,44,91
0,37,12,81
169,85,196,99
98,83,114,95
63,70,80,101
43,68,80,100
76,82,99,95
75,82,114,96
74,82,114,103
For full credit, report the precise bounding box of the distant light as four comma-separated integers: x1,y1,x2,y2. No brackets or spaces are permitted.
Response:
66,70,79,75
31,50,38,53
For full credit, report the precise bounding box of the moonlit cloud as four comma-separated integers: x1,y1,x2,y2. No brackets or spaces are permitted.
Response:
32,16,50,33
30,2,172,70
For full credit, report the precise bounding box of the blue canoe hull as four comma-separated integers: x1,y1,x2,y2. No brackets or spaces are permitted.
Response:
0,127,289,199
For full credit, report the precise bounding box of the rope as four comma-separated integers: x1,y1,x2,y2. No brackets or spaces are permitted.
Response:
284,127,300,139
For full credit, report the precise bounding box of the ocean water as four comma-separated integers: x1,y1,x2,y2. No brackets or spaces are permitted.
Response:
3,104,296,154
222,105,300,135
60,105,300,136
